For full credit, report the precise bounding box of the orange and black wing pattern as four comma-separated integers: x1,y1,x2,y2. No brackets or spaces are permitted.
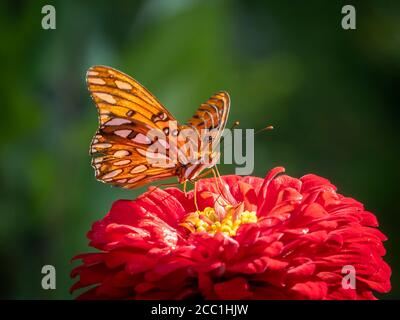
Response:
178,91,230,180
185,91,230,141
87,65,178,189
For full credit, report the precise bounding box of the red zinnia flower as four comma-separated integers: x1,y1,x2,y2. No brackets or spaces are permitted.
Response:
71,167,391,299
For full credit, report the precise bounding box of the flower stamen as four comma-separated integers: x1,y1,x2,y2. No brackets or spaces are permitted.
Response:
180,205,257,237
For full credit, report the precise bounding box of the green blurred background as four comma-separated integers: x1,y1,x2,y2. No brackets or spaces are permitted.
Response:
0,0,399,299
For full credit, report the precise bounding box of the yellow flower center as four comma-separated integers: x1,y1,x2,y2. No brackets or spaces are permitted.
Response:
180,206,258,237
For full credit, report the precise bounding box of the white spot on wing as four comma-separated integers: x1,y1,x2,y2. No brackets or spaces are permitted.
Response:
132,133,151,145
157,139,169,149
114,129,132,138
93,157,104,164
130,165,147,174
93,143,112,148
106,118,131,126
102,169,122,180
94,92,116,104
113,150,130,157
114,159,131,166
127,175,146,184
88,78,106,85
115,80,132,90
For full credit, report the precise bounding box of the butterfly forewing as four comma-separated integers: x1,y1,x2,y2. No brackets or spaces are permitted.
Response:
87,66,175,128
87,66,177,188
178,91,230,181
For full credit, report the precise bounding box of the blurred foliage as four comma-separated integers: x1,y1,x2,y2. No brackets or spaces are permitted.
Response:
0,0,399,299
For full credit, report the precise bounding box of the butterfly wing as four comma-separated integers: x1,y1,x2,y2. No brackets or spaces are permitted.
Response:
87,65,178,189
178,91,230,181
186,91,230,143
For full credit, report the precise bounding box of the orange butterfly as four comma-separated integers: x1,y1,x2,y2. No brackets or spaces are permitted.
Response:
87,66,230,190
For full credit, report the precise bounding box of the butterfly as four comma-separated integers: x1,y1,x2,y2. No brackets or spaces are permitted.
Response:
87,66,230,189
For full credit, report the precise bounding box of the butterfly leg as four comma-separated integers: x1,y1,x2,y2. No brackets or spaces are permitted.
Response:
183,180,187,196
189,166,226,207
192,168,215,180
184,179,200,212
190,166,226,204
187,168,222,194
212,166,227,198
212,165,241,208
193,180,199,212
187,167,231,211
214,164,223,181
212,192,225,207
193,168,229,208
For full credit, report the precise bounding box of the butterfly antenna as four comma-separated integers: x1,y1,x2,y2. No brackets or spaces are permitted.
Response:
235,124,274,143
221,123,274,151
230,120,240,130
255,125,274,135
